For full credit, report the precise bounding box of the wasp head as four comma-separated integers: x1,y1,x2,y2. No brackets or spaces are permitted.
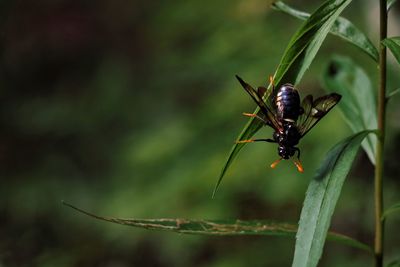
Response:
278,146,296,160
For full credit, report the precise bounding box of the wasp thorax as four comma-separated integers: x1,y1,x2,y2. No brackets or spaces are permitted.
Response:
275,124,300,147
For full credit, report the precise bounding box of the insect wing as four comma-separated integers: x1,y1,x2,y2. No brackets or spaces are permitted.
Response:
236,75,281,131
257,85,276,113
297,93,341,137
296,95,313,132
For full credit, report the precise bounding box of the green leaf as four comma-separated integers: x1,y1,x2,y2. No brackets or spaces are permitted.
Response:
63,201,371,253
387,260,400,267
382,37,400,65
292,130,374,267
382,202,400,221
387,0,398,11
322,55,377,165
272,1,378,62
214,0,352,196
387,88,400,100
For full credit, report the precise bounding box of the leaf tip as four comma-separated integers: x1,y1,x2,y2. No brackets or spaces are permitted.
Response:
235,75,246,87
270,1,278,9
211,182,220,199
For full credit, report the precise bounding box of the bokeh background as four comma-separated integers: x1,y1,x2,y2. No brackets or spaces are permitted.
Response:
1,0,400,266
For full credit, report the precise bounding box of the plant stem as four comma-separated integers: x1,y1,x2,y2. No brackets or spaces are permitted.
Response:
375,0,387,266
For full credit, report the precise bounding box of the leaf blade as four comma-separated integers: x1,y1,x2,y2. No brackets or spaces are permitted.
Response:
387,88,400,100
292,130,375,267
272,1,379,61
382,37,400,65
382,202,400,221
387,259,400,267
322,55,377,164
387,0,398,11
63,201,371,253
215,0,352,195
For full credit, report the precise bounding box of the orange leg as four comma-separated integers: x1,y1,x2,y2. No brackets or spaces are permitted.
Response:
242,112,257,117
269,75,275,92
269,75,274,85
293,159,304,173
235,140,254,144
242,112,267,124
270,158,282,169
293,148,304,172
235,138,275,144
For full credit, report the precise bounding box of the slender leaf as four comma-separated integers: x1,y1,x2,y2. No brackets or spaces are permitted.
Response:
387,88,400,100
387,0,398,11
214,0,352,196
387,260,400,267
292,130,374,267
382,202,400,221
63,201,371,252
272,1,378,61
322,55,377,165
382,37,400,65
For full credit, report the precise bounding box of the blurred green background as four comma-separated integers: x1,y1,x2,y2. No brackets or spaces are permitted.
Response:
1,0,400,266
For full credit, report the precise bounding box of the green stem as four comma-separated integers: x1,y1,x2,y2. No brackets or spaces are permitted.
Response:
375,0,387,266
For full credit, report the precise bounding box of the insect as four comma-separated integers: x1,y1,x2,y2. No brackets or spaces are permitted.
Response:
235,75,341,172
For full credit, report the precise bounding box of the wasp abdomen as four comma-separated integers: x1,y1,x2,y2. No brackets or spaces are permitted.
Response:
276,84,301,122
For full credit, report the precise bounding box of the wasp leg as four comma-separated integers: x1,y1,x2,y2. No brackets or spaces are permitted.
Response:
293,148,304,173
236,138,276,144
293,159,304,173
270,158,282,169
242,112,273,127
242,112,268,124
295,147,301,160
269,75,275,92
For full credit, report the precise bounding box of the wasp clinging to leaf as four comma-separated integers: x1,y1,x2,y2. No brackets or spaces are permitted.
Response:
235,75,341,172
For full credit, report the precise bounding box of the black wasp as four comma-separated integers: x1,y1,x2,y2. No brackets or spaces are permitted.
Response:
235,75,341,172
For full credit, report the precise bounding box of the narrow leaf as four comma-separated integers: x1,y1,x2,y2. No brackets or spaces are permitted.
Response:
387,0,398,11
292,130,374,267
387,260,400,267
322,55,377,165
63,201,371,253
214,0,352,196
382,37,400,65
387,88,400,100
272,1,378,61
382,202,400,221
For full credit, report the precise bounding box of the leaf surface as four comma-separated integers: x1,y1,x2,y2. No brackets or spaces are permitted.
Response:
382,37,400,65
63,201,371,253
272,1,378,61
292,131,374,267
387,88,400,100
382,202,400,221
387,0,398,11
322,55,377,164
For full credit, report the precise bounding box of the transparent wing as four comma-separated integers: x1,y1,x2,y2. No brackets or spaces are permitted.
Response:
296,94,314,133
236,75,282,131
297,93,341,137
